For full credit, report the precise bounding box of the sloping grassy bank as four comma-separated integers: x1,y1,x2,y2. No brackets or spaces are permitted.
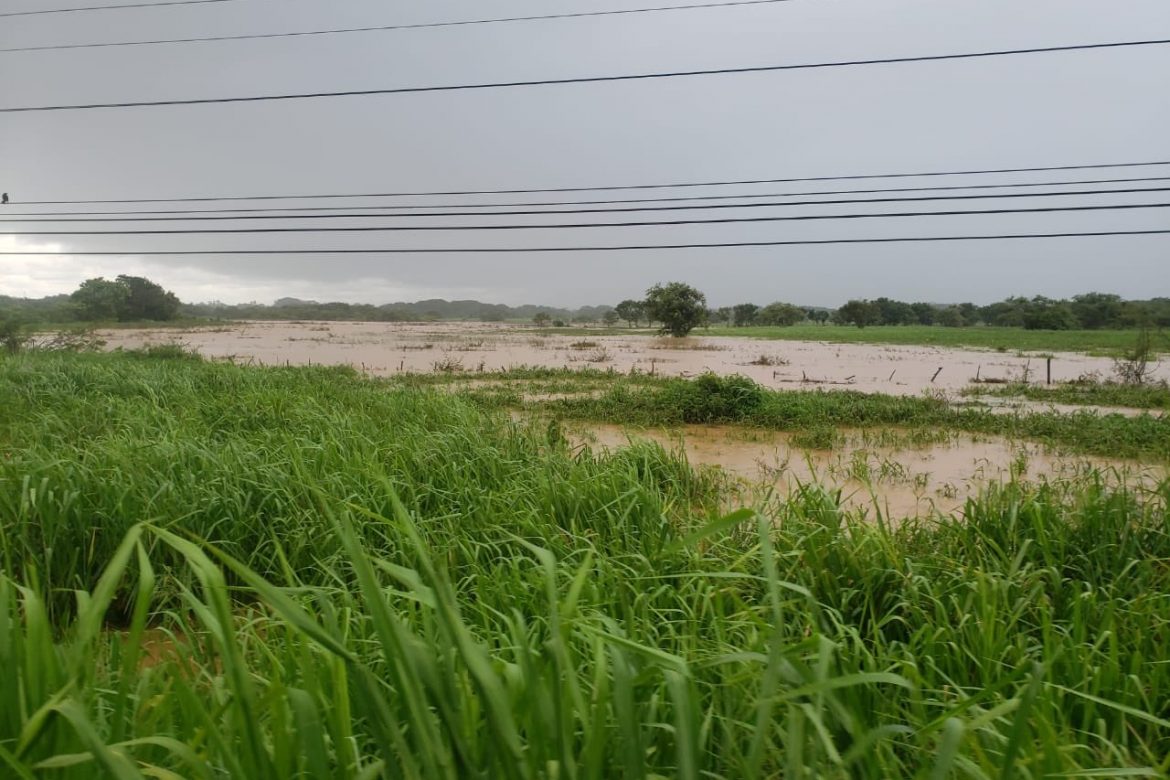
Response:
1,351,1168,777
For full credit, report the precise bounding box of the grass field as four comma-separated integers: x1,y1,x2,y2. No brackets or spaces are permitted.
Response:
534,324,1165,355
2,350,1168,777
702,324,1167,354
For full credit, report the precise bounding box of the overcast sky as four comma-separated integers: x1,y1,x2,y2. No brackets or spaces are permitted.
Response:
1,0,1168,307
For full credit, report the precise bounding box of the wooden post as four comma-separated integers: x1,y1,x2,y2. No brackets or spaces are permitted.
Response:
931,366,943,383
1046,356,1052,385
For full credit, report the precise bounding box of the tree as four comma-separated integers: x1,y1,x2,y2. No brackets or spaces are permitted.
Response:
873,297,916,326
614,299,645,328
71,278,128,321
643,282,708,337
70,275,180,322
708,307,733,326
731,303,759,327
811,309,830,325
936,307,964,327
956,302,980,326
757,302,805,326
1071,292,1123,330
1022,297,1078,330
0,318,28,354
835,299,880,328
602,309,620,327
532,311,552,327
117,275,180,321
910,302,936,325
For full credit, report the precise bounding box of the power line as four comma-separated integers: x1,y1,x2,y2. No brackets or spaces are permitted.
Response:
3,202,1167,235
3,186,1169,222
0,0,235,18
13,160,1170,205
7,177,1170,218
4,38,1168,113
1,0,794,53
2,229,1167,254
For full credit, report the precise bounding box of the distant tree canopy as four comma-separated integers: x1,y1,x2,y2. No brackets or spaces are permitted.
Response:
644,282,708,338
834,300,880,328
756,302,806,327
70,275,180,322
817,294,1170,330
5,284,1170,332
613,299,646,328
731,303,760,327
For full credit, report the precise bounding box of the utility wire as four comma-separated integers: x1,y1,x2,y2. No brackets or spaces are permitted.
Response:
3,186,1169,222
14,160,1170,204
4,38,1167,113
0,0,235,18
4,202,1167,235
3,229,1168,254
7,177,1170,218
1,0,794,53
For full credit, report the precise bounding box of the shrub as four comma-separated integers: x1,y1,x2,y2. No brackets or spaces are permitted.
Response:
663,372,764,423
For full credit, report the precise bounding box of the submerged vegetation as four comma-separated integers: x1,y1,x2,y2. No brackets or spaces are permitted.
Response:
964,379,1170,410
1,350,1168,776
415,367,1170,461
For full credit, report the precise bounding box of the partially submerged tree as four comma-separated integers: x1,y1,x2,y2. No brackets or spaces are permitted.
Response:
532,311,552,328
644,282,708,337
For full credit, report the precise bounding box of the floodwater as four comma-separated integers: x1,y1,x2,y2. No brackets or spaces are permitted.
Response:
567,423,1165,519
98,321,1169,399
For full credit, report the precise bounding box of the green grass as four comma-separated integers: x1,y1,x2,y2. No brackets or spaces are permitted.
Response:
705,324,1167,354
1,351,1169,777
963,380,1170,410
513,373,1170,461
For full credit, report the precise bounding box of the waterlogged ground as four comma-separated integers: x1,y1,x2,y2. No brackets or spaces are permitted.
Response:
566,423,1165,519
98,320,1169,397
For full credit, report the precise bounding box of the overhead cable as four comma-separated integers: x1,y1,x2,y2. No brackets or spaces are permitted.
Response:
1,1,794,52
2,185,1170,222
0,0,235,18
4,39,1167,113
3,229,1168,254
3,201,1168,235
13,160,1170,205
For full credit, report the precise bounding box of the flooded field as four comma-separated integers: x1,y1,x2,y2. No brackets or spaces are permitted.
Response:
568,423,1165,519
97,320,1168,398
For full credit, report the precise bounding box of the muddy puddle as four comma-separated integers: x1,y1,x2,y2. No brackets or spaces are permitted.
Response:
567,423,1165,519
98,321,1169,401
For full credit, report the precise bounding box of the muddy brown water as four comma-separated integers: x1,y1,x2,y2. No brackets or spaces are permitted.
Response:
567,423,1165,519
98,321,1170,399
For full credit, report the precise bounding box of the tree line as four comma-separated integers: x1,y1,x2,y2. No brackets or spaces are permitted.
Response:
3,276,1167,334
829,293,1170,330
